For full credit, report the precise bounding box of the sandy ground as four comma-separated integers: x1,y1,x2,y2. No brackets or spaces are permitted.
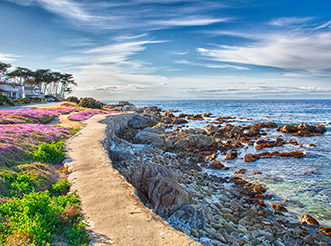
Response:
65,114,200,246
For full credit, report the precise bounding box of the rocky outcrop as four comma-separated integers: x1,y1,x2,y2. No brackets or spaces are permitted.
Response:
102,113,193,217
277,123,326,136
101,111,330,246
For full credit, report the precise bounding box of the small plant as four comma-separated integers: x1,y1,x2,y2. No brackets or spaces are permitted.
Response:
78,97,103,109
66,96,79,104
51,179,70,196
0,95,14,106
0,191,89,245
32,142,65,164
18,98,31,104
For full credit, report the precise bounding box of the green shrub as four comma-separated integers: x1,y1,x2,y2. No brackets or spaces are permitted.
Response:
66,96,79,104
51,179,70,196
32,142,65,164
0,191,89,245
0,164,53,197
0,95,14,106
78,97,103,109
18,98,31,104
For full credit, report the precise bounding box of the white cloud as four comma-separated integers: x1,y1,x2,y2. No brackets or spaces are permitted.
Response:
155,17,228,27
197,31,331,73
0,52,21,63
174,59,249,70
6,0,228,30
314,20,331,30
269,17,313,27
7,0,94,22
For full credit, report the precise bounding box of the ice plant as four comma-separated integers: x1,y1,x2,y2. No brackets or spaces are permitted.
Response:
69,109,116,121
0,107,80,124
0,124,73,166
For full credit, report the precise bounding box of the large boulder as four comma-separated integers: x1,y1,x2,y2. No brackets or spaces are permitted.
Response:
134,130,165,149
127,115,158,129
187,134,216,148
204,124,218,135
168,204,213,231
125,161,191,217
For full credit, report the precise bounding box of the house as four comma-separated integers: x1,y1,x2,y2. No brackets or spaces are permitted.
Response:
24,86,42,98
0,81,23,99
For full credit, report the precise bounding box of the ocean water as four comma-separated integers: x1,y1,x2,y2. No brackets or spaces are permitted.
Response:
104,99,331,226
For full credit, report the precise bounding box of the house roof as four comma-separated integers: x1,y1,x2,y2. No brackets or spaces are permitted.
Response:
0,81,21,86
0,88,9,93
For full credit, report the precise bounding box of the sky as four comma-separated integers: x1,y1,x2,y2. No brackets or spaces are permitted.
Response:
0,0,331,100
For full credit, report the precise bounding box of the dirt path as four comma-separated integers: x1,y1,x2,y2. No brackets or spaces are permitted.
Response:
65,114,200,246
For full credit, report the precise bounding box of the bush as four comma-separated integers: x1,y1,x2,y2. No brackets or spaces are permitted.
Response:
0,95,14,106
0,163,53,197
51,179,70,196
32,142,65,164
66,96,79,104
18,98,31,104
45,95,58,102
0,191,89,245
78,97,103,109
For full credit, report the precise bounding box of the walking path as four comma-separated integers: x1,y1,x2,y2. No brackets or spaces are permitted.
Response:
65,114,200,246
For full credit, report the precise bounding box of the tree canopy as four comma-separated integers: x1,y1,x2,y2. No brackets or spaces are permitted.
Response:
0,61,76,99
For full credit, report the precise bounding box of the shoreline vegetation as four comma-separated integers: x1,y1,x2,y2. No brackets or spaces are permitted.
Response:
0,98,330,245
0,97,120,245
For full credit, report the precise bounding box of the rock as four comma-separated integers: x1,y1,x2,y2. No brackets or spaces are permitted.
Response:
126,161,191,217
128,115,158,129
167,204,213,231
209,161,224,169
301,214,319,226
223,234,236,244
224,151,238,160
204,124,219,135
215,233,227,243
234,169,246,174
271,204,288,212
318,226,331,236
187,134,216,148
172,117,188,124
180,128,205,135
134,130,165,149
303,235,315,245
224,213,237,224
211,222,223,230
224,223,236,234
239,238,250,246
190,228,200,238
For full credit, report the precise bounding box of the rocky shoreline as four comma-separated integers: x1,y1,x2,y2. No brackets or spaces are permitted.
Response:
102,106,330,246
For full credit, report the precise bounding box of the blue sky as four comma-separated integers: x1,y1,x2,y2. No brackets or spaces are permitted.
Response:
1,0,331,99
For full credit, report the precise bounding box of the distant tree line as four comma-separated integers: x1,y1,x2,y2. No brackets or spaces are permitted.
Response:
0,61,77,99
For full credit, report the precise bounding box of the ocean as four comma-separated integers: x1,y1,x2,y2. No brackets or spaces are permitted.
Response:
103,99,331,226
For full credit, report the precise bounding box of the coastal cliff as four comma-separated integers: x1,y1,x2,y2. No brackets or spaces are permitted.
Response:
101,109,330,246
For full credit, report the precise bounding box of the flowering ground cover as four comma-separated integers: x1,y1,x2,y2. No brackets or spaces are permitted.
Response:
0,102,118,245
0,106,81,124
69,108,116,121
0,124,75,166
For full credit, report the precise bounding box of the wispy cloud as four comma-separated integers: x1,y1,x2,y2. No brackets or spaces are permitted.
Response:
175,59,249,70
269,17,313,27
6,0,228,30
59,40,165,66
7,0,94,22
197,22,331,75
0,52,21,62
154,17,228,27
314,20,331,30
